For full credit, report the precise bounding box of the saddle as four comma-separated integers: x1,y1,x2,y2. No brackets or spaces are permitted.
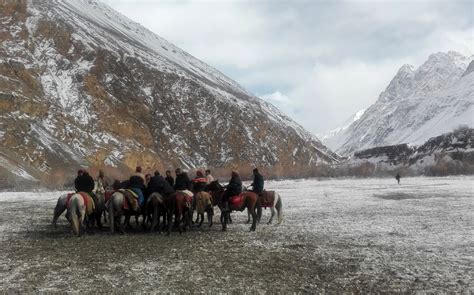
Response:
176,191,193,209
259,191,275,208
67,192,95,215
230,193,245,208
119,189,140,212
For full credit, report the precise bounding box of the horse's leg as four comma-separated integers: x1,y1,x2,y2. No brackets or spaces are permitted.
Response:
246,210,251,224
250,203,257,231
109,201,115,233
208,206,213,227
167,207,173,236
118,212,125,234
268,207,275,224
256,200,262,224
151,203,158,232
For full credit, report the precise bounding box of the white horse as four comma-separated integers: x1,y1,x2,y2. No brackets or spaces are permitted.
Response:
52,181,105,228
68,193,86,236
107,190,142,233
249,191,283,224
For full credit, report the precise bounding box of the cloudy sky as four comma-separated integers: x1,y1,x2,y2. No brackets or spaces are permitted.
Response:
103,0,473,135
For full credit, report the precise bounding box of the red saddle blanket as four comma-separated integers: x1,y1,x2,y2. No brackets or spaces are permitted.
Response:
259,191,275,208
67,192,93,214
230,194,245,208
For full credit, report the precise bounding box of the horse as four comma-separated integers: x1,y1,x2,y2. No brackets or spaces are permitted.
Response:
144,192,167,232
107,190,142,234
247,191,283,224
194,191,214,227
162,191,192,235
207,181,258,232
67,193,86,236
52,190,105,230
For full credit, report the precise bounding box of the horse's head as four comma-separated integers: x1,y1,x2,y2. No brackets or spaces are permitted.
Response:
206,180,223,192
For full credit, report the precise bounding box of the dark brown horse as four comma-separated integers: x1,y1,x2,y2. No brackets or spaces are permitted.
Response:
162,192,192,235
144,192,167,232
207,181,258,231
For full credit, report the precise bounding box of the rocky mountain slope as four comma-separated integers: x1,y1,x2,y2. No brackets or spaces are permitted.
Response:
343,128,474,176
0,0,338,187
324,52,474,156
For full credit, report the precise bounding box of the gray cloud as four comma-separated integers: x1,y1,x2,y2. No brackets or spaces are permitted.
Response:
104,0,473,134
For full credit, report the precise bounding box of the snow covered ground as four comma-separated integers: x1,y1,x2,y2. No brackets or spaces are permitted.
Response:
0,176,472,292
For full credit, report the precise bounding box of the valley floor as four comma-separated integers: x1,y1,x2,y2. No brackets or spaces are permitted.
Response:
0,176,472,293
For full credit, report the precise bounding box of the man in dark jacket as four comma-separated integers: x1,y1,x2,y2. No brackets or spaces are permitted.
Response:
146,171,175,197
129,174,146,207
250,168,264,194
75,170,95,194
174,168,192,191
222,170,242,207
165,170,174,187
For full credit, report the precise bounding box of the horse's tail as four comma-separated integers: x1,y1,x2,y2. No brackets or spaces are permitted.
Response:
109,193,116,233
275,192,283,224
70,196,81,236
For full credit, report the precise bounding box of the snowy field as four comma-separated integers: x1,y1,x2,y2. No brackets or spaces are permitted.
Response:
0,176,472,293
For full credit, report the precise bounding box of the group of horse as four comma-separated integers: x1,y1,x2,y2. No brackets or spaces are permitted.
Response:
52,180,283,236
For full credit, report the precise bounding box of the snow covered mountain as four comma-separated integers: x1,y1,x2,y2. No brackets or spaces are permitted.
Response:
324,51,474,156
0,0,338,186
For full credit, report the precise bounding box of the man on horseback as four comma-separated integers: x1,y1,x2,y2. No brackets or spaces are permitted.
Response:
205,169,214,184
192,170,207,193
222,170,242,210
146,170,175,197
250,168,264,195
165,170,174,187
128,170,146,210
174,168,192,194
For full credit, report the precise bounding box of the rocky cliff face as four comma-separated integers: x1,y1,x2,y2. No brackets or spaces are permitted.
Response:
324,51,474,156
344,128,474,176
0,0,338,186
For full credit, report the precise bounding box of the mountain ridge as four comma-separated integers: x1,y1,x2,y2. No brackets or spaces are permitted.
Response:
323,51,474,156
0,0,338,187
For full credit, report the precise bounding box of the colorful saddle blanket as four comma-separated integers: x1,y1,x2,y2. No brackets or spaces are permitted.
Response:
67,192,95,215
230,193,245,208
119,189,139,211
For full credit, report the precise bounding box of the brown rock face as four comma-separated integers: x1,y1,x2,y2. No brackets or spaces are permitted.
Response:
0,0,338,187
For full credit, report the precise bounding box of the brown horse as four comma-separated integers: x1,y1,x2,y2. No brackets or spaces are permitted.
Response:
162,192,192,235
194,191,214,227
207,181,258,231
144,192,167,232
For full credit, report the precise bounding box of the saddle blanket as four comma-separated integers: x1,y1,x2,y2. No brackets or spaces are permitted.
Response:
118,189,139,211
259,191,275,208
67,192,95,215
230,194,245,208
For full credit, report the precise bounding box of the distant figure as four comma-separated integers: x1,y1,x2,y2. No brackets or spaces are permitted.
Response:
133,166,147,185
205,169,214,184
165,170,174,187
395,173,401,185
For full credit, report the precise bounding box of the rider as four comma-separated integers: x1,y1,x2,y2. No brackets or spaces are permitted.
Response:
174,168,192,192
222,170,242,210
205,169,214,184
128,171,146,209
146,170,175,198
74,170,97,215
192,170,208,193
165,170,174,187
95,169,107,195
250,168,264,195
